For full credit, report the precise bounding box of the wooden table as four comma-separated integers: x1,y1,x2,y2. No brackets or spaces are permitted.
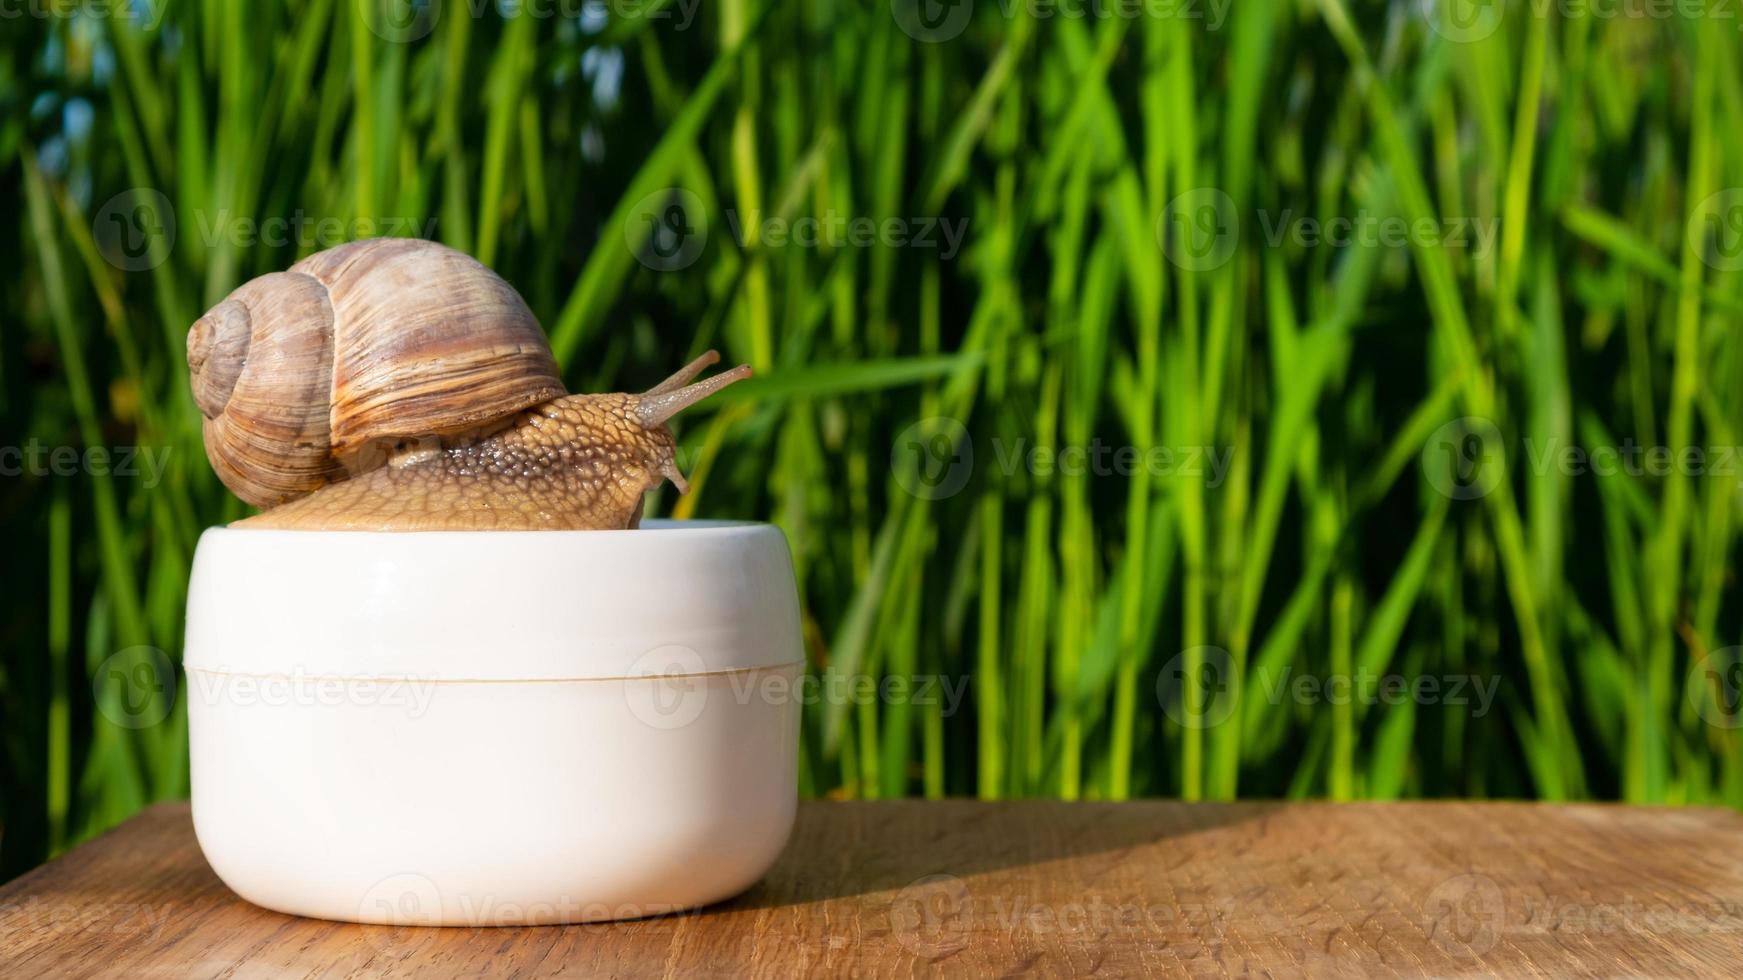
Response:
4,801,1742,977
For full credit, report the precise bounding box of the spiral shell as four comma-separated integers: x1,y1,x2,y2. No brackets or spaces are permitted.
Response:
188,239,566,508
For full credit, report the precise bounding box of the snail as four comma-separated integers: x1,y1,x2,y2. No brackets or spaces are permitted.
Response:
187,237,749,531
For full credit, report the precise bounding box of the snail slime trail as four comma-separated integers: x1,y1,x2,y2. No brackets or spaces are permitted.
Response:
188,238,749,530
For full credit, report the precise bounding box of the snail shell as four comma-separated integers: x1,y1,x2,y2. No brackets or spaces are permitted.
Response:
188,238,566,508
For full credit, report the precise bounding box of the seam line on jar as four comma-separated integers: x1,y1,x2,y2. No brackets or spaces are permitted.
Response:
181,660,808,684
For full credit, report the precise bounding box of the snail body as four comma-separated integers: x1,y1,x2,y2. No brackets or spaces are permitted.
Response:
188,238,747,530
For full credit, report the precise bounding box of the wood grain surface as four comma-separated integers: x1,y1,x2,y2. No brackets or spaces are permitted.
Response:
3,800,1742,977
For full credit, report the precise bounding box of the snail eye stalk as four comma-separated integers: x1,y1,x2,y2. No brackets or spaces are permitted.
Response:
636,364,753,429
643,350,722,397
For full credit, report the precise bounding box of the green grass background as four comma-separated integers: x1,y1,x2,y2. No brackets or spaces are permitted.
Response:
3,0,1742,879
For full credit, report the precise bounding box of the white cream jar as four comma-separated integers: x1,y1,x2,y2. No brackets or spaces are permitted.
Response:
184,519,802,925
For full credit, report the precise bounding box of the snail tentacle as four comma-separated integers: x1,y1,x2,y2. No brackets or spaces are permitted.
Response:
636,365,753,428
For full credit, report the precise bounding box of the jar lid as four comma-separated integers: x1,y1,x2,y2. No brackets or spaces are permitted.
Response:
184,520,804,681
